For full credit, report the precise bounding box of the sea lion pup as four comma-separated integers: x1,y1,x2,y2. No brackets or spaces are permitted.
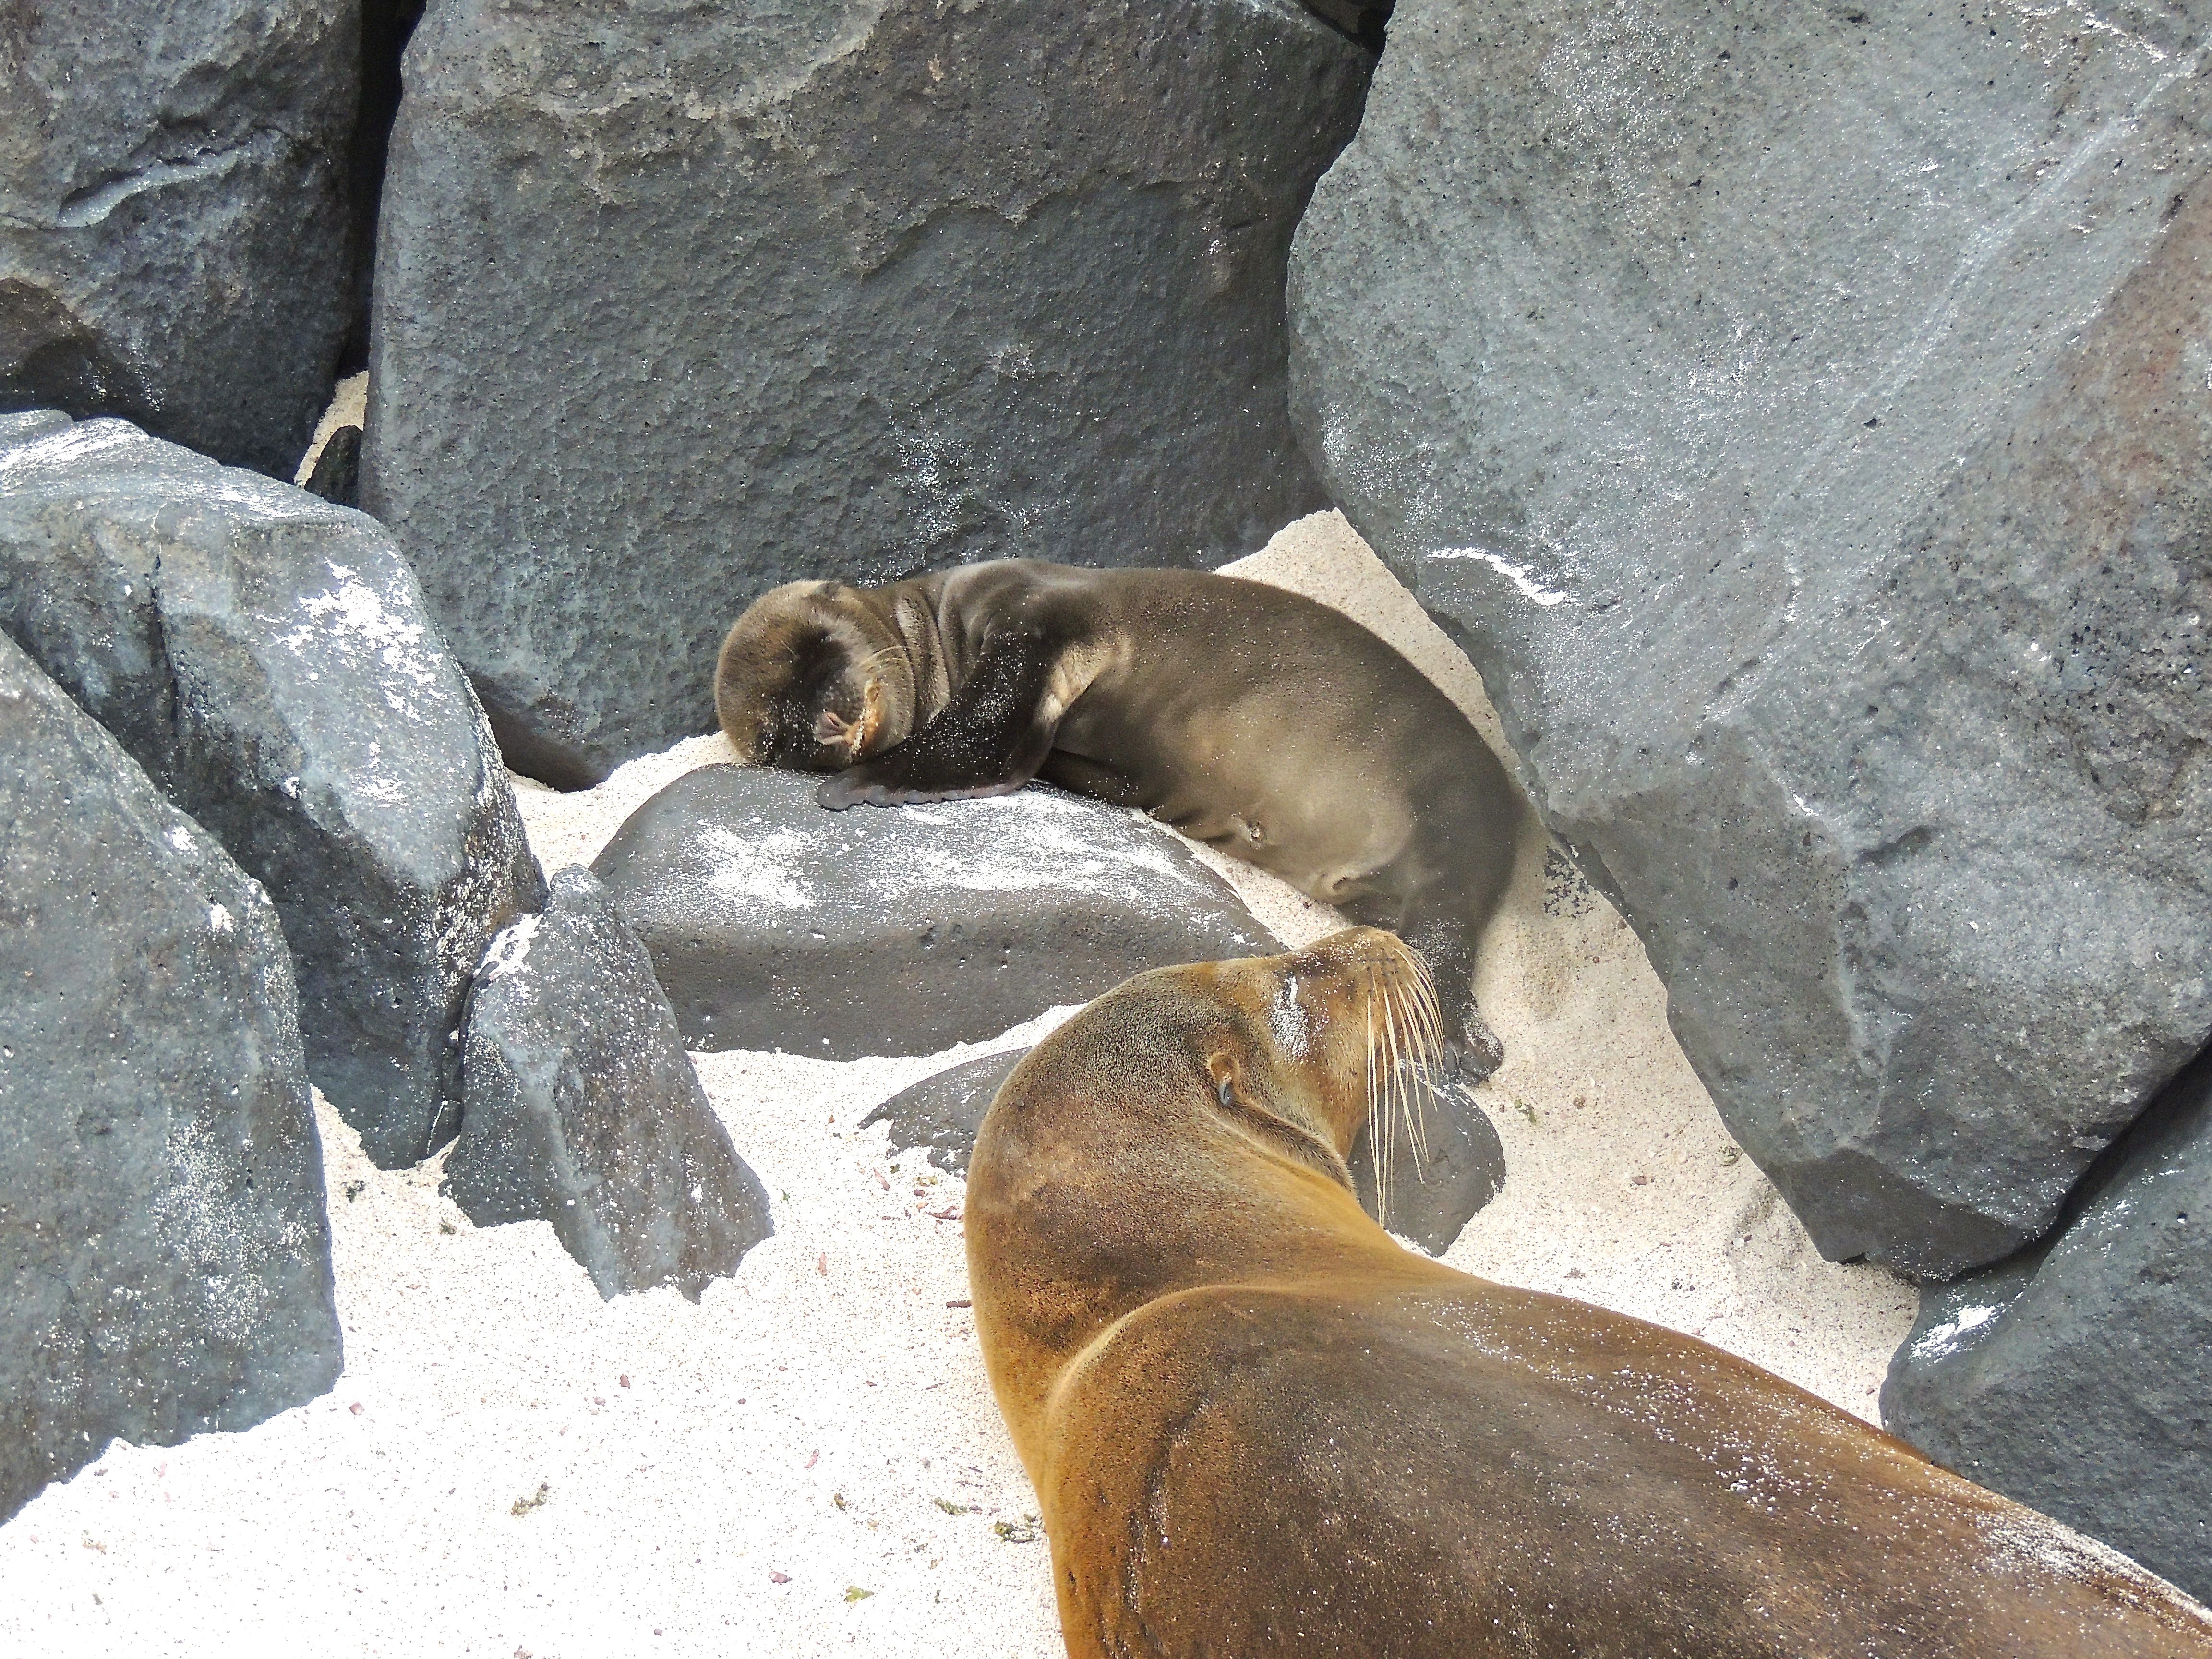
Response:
963,930,2212,1659
714,561,1519,1077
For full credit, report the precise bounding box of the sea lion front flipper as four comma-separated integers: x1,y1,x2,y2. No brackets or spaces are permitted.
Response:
817,624,1063,809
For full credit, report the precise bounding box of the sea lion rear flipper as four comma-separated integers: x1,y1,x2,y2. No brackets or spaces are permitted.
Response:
817,624,1063,809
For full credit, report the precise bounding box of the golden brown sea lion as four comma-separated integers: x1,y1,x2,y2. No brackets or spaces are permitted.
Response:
962,930,2212,1659
714,561,1520,1077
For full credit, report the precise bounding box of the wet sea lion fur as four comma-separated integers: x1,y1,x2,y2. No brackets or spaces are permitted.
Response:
961,931,2212,1658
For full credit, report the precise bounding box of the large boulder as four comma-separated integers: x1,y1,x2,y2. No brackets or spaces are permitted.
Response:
445,870,771,1302
0,633,341,1524
0,1,360,477
1882,1047,2212,1602
591,767,1277,1059
0,414,544,1169
1287,2,2212,1279
363,0,1373,785
864,1045,1503,1254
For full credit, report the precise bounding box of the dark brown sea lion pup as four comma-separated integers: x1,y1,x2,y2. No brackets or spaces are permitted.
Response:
963,930,2212,1659
714,561,1519,1076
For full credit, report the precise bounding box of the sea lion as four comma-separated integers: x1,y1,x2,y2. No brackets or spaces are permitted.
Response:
962,930,2212,1659
713,561,1519,1077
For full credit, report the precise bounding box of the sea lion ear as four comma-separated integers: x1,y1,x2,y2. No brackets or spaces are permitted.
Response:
1205,1051,1239,1108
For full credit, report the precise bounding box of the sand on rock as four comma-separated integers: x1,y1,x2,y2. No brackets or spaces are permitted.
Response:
0,510,1915,1658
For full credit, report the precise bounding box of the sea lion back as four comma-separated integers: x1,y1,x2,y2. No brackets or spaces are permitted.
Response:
1040,1277,2212,1659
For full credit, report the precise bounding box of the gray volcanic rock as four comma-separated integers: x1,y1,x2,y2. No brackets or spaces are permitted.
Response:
591,767,1278,1059
0,633,340,1524
1882,1047,2212,1602
1299,1,1392,51
446,870,770,1302
0,414,544,1169
863,1047,1503,1253
862,1052,1022,1179
0,1,359,476
1288,1,2212,1278
1350,1082,1506,1257
302,425,362,507
364,0,1372,785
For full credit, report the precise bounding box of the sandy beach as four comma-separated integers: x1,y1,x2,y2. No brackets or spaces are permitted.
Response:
0,511,1915,1659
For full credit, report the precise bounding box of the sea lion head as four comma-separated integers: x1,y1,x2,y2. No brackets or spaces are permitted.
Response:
1171,926,1444,1193
967,926,1446,1475
983,927,1443,1243
714,581,920,769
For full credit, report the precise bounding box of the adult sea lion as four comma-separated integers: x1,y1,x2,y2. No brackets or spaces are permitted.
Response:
713,561,1519,1076
962,930,2212,1659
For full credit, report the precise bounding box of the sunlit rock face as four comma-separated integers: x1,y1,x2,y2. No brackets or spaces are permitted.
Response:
363,0,1374,786
1289,0,2212,1280
0,414,543,1168
0,631,341,1525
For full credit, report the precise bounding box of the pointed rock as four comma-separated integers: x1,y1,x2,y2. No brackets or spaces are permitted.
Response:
1,633,340,1523
0,413,544,1167
447,870,772,1301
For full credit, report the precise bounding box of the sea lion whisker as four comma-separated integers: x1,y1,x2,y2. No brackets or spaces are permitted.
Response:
1397,940,1442,1172
1363,966,1389,1230
1378,971,1413,1210
1366,952,1420,1181
1385,970,1430,1185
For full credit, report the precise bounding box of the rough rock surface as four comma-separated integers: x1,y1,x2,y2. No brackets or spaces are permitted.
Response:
861,1052,1018,1179
1350,1081,1506,1257
0,1,360,476
0,414,544,1169
445,870,770,1302
0,632,340,1524
863,1048,1503,1253
1882,1046,2212,1601
301,424,361,507
364,0,1373,785
1288,2,2212,1278
591,767,1277,1059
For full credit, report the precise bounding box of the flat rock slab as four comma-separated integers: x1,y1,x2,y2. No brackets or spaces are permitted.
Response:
0,633,340,1523
592,768,1279,1060
1883,1047,2212,1603
0,0,359,475
862,1048,1503,1254
364,0,1370,783
446,870,771,1302
860,1052,1032,1178
1288,0,2212,1278
0,414,544,1168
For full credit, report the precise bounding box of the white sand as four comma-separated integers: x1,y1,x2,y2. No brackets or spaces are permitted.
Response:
292,372,368,488
0,512,1913,1659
